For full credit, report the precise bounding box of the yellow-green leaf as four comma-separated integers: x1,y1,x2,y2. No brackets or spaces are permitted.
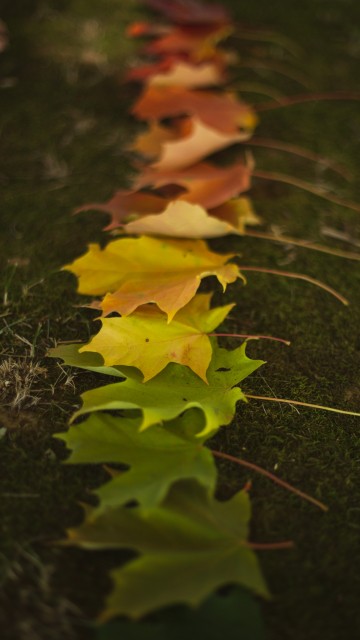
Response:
80,294,234,382
72,342,265,439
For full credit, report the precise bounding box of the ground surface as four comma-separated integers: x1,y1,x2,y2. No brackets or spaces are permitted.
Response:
0,1,359,639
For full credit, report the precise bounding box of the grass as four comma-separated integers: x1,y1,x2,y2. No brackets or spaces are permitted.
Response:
0,0,359,638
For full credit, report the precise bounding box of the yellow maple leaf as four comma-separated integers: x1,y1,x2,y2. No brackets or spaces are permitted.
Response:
79,294,234,382
63,236,243,322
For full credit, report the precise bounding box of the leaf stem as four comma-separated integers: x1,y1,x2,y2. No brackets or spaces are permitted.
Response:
228,82,285,102
246,394,360,418
242,137,352,181
235,60,311,88
244,230,360,262
239,265,348,306
233,28,303,58
255,91,360,112
208,332,290,346
252,168,360,214
245,540,294,551
247,541,294,550
211,449,328,512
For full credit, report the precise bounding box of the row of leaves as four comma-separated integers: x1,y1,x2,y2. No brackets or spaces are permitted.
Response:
49,0,357,626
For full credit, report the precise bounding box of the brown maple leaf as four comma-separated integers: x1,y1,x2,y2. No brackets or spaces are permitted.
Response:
135,160,252,209
132,86,258,134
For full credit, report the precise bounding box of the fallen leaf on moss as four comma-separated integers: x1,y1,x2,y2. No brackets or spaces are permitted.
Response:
123,199,254,238
126,57,226,88
0,19,9,53
76,189,258,234
130,121,179,159
143,0,229,25
132,86,258,134
97,587,265,640
80,294,234,381
146,116,250,172
63,236,242,321
211,198,261,231
126,22,169,37
47,342,125,378
75,190,169,230
57,410,216,509
72,342,264,438
144,24,232,61
135,161,251,209
67,481,268,620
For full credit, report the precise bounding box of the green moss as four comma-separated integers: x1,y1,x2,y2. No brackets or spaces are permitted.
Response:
0,0,360,638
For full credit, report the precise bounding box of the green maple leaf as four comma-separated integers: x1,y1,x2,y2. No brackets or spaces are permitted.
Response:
98,587,265,640
67,481,268,620
72,342,264,438
47,342,125,378
57,411,216,510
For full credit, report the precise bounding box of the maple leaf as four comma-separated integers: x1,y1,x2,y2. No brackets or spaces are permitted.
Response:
63,236,242,322
47,342,125,378
75,191,258,235
126,22,169,38
75,190,169,231
67,481,268,619
130,121,179,159
143,0,230,26
57,410,216,510
123,199,259,238
144,24,232,61
125,53,229,87
79,294,234,381
72,342,265,438
147,116,251,172
212,197,261,231
135,161,251,209
126,57,183,83
0,20,8,53
132,86,258,135
138,60,226,88
99,587,265,640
